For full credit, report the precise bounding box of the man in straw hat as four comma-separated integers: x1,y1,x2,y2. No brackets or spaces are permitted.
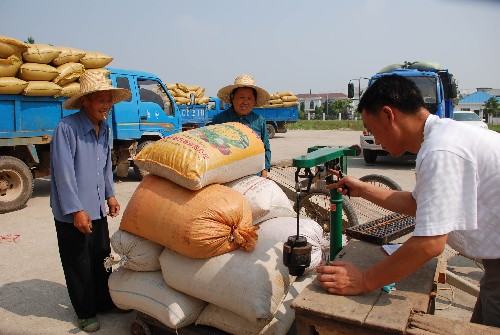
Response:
214,74,272,177
50,71,131,332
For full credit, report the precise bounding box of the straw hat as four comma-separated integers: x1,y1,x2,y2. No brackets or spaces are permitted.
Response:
63,71,131,110
217,74,270,107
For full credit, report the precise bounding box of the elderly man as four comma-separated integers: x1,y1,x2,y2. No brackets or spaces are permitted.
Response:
316,74,500,328
50,71,131,332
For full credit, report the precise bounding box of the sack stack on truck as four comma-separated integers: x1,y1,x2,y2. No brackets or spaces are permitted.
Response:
0,35,112,97
106,122,328,334
166,82,211,105
260,91,299,109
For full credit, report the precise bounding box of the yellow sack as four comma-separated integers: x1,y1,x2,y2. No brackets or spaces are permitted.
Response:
176,83,189,92
119,174,258,258
55,82,80,97
281,95,298,102
277,91,293,97
133,122,265,190
166,83,177,90
0,36,28,58
282,101,299,107
53,62,85,86
22,44,61,64
187,85,200,91
0,77,28,94
174,96,190,105
52,46,86,66
23,81,62,96
270,103,283,108
196,96,210,104
84,68,110,78
18,63,59,81
195,87,205,98
269,99,283,104
0,52,23,77
79,52,113,69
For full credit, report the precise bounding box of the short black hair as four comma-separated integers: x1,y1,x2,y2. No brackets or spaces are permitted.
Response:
357,74,426,115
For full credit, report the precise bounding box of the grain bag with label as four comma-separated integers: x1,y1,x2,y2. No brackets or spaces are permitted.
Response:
119,174,258,258
133,122,265,190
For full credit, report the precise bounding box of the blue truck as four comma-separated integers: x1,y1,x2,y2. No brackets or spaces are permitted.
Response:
179,96,299,138
0,68,182,213
351,61,457,163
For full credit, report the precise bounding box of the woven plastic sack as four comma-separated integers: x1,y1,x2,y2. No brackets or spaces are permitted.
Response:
55,82,80,98
0,77,28,94
282,101,299,107
277,91,293,97
17,63,59,81
174,96,190,104
53,62,85,86
195,272,315,335
196,96,210,104
160,238,292,323
84,68,110,77
0,52,23,77
52,46,86,66
281,95,298,102
22,44,61,64
79,51,113,69
133,122,265,190
106,229,165,272
23,81,61,96
119,174,258,258
109,269,206,329
0,36,28,58
224,175,295,225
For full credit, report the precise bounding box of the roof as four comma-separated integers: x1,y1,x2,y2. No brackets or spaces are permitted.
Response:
296,93,348,99
486,89,500,97
459,91,495,104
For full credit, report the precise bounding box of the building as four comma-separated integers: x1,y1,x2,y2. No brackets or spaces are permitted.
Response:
456,88,500,120
296,92,349,117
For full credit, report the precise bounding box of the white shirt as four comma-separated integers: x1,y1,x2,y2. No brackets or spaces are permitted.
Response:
412,114,500,259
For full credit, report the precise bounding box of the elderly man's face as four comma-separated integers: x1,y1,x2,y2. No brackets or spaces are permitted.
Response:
232,87,256,117
81,91,113,126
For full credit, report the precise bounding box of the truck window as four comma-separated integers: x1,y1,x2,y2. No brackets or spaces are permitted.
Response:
115,77,132,102
137,79,174,116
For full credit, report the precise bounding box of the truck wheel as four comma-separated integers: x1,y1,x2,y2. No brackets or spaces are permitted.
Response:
0,156,34,214
363,149,377,164
266,124,276,139
133,141,154,180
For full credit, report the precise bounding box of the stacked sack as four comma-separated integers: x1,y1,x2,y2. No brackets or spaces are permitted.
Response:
166,82,210,105
260,91,299,108
0,35,112,97
106,122,329,334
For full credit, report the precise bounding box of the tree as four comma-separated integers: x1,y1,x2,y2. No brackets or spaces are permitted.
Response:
24,36,35,44
483,97,500,117
324,99,353,119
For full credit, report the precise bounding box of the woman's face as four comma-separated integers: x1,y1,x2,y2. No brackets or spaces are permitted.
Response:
232,87,256,116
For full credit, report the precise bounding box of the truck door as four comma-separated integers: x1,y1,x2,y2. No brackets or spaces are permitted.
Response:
137,78,181,136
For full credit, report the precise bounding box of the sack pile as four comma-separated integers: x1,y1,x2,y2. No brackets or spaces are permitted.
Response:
260,91,299,108
0,35,112,97
106,122,328,334
166,82,210,105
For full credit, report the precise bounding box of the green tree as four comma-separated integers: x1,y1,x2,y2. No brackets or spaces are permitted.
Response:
483,97,500,117
324,99,353,119
24,36,35,44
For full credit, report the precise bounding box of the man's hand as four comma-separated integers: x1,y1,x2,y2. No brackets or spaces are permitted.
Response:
73,210,92,234
315,261,369,295
107,196,120,217
325,169,364,198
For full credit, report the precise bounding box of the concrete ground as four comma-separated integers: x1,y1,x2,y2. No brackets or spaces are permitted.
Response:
0,130,482,334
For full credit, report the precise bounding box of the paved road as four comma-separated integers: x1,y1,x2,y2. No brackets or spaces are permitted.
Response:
0,130,480,334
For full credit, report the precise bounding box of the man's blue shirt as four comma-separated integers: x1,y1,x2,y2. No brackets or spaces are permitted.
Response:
50,111,115,222
211,107,271,170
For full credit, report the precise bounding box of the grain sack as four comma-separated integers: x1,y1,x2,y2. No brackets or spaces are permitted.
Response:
166,83,176,90
0,77,28,94
281,95,298,102
270,93,280,100
277,91,293,97
195,96,210,104
55,82,80,98
270,103,283,108
176,83,189,92
187,85,200,91
109,269,206,329
195,272,315,335
22,44,61,64
51,46,86,66
224,175,295,225
53,62,85,86
79,51,113,69
160,238,292,323
23,81,61,96
282,101,299,107
194,86,205,98
120,174,258,258
174,96,190,105
133,122,265,190
173,87,188,97
0,52,23,77
269,99,283,105
17,63,59,81
0,36,28,58
84,68,111,78
258,217,329,273
106,229,165,272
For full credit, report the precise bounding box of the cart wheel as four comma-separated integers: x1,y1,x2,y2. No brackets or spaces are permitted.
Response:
131,320,152,335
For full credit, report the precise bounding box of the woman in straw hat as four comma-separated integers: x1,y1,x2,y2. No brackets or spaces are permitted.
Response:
50,71,131,332
214,74,271,177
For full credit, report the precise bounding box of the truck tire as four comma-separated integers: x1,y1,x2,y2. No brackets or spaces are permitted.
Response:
266,124,276,139
359,174,402,191
133,141,155,181
363,149,377,164
0,156,34,214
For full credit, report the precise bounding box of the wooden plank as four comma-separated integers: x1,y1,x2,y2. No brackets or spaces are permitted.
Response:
406,313,500,335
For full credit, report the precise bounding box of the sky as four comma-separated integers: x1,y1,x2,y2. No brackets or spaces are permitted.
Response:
2,0,500,97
